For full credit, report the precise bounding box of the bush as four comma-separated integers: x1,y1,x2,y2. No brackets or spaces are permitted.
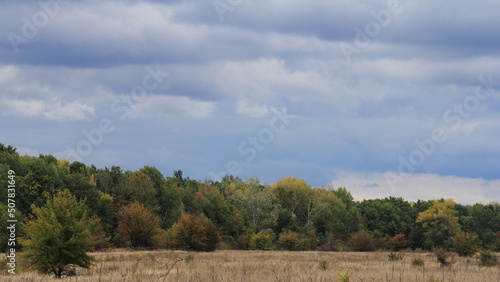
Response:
277,230,300,250
318,233,342,252
388,234,407,251
493,232,500,252
349,230,376,252
88,217,111,251
318,260,328,270
451,231,478,257
388,252,404,261
478,250,498,267
411,258,425,267
170,213,220,251
435,249,451,267
249,232,273,250
115,202,162,248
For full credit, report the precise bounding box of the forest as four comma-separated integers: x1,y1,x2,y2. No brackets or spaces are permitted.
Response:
1,142,499,256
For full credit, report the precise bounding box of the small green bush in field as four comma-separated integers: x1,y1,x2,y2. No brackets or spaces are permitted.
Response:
318,260,328,270
435,249,451,267
337,267,351,282
388,252,403,261
411,258,425,267
478,250,498,267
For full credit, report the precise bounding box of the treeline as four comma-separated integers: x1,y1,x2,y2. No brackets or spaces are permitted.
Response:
1,143,499,253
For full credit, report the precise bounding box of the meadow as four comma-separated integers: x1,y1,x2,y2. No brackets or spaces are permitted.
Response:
2,250,499,281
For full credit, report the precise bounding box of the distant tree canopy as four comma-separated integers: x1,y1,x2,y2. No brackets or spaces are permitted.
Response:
0,143,498,259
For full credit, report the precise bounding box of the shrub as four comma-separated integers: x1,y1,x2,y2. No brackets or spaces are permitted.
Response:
319,260,328,270
337,267,351,282
198,214,220,251
277,230,300,250
388,234,407,251
115,202,162,248
478,250,498,267
493,232,500,252
349,230,375,252
388,252,404,261
170,213,220,251
249,232,273,250
318,232,341,252
451,231,478,257
88,217,111,251
411,258,425,267
435,249,451,267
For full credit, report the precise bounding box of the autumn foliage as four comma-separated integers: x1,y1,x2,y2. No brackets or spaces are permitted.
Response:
171,213,220,251
115,202,162,248
388,234,407,251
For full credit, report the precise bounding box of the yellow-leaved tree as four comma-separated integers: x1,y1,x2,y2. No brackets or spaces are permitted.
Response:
416,199,461,250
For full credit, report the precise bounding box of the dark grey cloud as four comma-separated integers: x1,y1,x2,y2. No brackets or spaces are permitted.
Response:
1,0,499,202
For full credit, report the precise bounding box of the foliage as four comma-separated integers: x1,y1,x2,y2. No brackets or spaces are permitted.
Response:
318,232,343,252
435,249,452,267
349,230,375,252
125,171,159,212
388,252,404,261
21,189,94,278
478,250,498,267
417,199,461,250
451,231,478,256
249,232,273,250
337,267,351,282
411,258,424,267
115,202,162,248
88,217,111,251
388,234,407,251
2,142,500,255
170,213,220,251
277,230,300,250
318,259,328,270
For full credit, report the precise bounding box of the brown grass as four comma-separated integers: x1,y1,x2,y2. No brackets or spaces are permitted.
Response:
1,250,499,281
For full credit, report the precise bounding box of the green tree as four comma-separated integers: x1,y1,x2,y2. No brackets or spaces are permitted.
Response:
277,230,300,250
416,199,461,250
229,178,279,232
451,231,478,256
139,165,164,190
249,232,273,250
271,176,314,225
125,171,159,212
21,190,94,278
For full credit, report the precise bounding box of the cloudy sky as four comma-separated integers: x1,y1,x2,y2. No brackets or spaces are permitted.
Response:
1,0,499,204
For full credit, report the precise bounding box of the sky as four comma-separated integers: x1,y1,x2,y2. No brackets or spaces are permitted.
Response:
1,0,499,204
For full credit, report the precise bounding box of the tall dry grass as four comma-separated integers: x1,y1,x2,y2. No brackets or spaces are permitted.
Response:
1,250,499,281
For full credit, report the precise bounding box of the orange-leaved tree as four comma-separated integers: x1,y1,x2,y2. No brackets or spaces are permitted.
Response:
115,202,162,248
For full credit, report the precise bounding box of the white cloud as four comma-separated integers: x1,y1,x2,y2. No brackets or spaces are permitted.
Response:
127,95,216,118
331,171,500,205
236,100,272,117
0,98,95,121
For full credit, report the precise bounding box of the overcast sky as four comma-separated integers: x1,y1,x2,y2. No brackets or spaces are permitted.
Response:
1,0,499,204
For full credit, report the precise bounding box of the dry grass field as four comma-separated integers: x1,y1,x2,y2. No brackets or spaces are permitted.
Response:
2,250,499,281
